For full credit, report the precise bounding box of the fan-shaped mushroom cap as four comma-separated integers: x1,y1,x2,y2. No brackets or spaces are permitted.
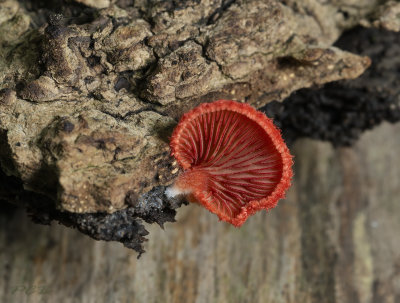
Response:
166,100,293,226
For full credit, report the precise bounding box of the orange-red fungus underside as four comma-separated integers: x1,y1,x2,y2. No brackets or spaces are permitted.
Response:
168,100,293,226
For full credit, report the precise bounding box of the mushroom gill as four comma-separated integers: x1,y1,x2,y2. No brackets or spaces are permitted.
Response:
166,100,293,226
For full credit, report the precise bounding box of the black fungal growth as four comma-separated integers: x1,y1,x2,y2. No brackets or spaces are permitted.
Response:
263,27,400,147
29,186,185,257
0,165,183,256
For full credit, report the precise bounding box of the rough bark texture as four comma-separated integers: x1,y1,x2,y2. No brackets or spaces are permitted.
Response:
0,0,399,253
1,121,400,303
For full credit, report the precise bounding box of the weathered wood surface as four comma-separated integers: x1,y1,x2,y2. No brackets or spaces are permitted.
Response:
1,121,400,303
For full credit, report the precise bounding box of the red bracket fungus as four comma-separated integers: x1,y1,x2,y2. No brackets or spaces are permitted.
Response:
166,100,293,226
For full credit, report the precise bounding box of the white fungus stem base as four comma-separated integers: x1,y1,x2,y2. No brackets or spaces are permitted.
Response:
165,185,192,199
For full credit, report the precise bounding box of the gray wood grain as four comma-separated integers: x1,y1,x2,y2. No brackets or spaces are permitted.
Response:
1,122,400,303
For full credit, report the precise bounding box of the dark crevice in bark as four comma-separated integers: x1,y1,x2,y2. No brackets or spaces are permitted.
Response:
206,0,237,25
99,106,170,121
20,0,97,28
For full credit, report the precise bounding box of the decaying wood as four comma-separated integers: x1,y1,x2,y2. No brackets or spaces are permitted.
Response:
1,121,400,303
0,0,379,212
0,0,399,252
